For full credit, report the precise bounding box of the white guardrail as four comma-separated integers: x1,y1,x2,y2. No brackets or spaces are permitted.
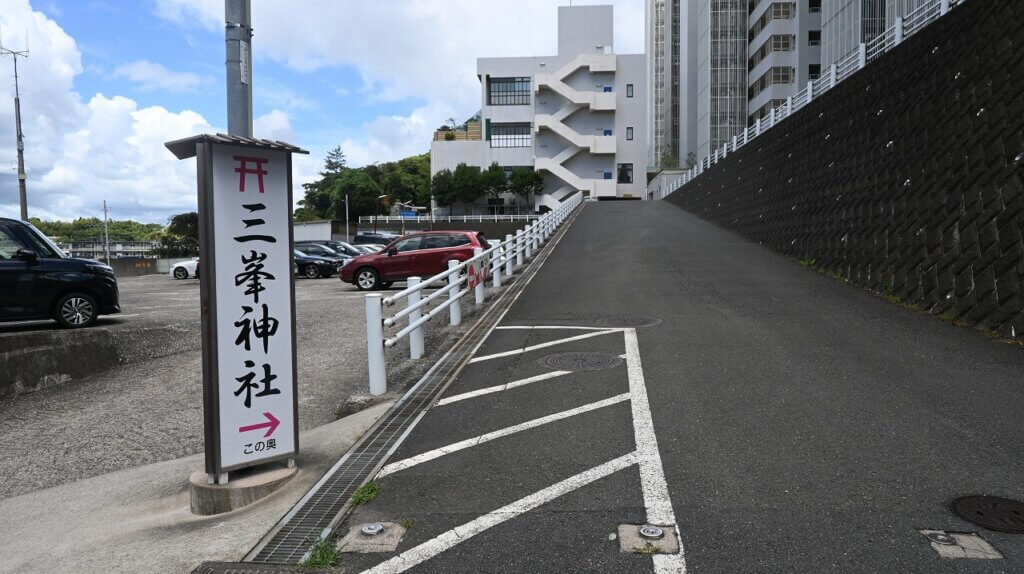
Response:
359,214,541,224
363,192,584,395
653,0,965,200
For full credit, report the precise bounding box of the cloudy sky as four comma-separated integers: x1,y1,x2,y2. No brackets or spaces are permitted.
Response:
0,0,644,224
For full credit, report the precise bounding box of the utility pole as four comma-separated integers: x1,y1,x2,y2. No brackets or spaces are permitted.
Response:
225,0,253,137
345,194,350,242
103,200,111,264
1,35,29,220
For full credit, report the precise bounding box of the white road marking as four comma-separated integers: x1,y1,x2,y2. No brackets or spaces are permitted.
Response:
361,452,639,574
468,329,621,363
377,393,631,478
624,328,687,573
493,325,617,331
436,370,573,406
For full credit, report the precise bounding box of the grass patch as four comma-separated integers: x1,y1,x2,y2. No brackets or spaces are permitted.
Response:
300,538,340,569
399,519,414,529
351,482,380,506
632,543,659,555
798,257,817,268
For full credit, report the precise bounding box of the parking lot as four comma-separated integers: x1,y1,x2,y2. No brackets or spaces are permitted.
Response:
0,271,469,500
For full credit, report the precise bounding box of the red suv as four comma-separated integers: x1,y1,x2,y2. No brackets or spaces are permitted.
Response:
340,230,486,290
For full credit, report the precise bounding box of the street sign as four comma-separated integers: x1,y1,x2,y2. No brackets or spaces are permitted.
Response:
166,134,308,480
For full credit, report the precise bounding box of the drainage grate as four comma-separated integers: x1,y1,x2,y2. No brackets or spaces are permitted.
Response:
596,316,662,328
193,563,299,574
541,352,623,372
242,206,583,564
952,496,1024,533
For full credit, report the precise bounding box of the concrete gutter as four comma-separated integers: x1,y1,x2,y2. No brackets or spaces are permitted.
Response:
0,400,394,574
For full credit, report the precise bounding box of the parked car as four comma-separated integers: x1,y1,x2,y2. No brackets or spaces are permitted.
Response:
293,243,349,266
295,239,364,258
352,231,400,247
292,249,341,279
0,217,120,328
340,230,487,290
352,244,380,254
170,258,199,279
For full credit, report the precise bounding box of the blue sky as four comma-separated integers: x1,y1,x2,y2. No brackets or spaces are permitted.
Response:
0,0,644,223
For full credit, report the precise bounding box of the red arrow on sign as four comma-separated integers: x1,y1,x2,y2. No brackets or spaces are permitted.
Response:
238,412,281,438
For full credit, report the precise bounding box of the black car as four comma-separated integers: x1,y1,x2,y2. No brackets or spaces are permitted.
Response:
292,249,340,279
293,242,350,264
0,217,120,328
352,232,400,246
295,239,364,258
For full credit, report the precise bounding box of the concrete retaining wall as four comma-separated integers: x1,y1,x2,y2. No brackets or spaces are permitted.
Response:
665,0,1024,338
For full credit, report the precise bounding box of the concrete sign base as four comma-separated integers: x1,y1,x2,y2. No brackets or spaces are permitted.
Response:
189,466,296,515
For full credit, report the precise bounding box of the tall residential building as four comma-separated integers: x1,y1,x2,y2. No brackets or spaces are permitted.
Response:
648,0,699,168
821,0,887,69
431,5,648,210
747,1,823,123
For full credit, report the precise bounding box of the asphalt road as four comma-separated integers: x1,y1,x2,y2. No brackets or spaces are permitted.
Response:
342,201,1024,573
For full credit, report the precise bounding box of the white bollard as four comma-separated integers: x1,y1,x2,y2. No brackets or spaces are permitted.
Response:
447,259,461,326
407,276,424,360
525,225,533,259
516,230,525,267
493,258,502,288
473,247,485,305
365,294,386,395
505,234,514,276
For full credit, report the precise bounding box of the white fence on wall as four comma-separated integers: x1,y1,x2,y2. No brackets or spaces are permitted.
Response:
653,0,966,200
359,214,541,224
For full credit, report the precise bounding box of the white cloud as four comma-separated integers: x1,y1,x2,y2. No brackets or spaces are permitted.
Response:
113,60,210,93
0,0,214,222
254,109,296,142
153,0,645,166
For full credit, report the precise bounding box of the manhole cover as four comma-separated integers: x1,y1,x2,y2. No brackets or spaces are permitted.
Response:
952,496,1024,533
540,352,623,372
596,316,662,328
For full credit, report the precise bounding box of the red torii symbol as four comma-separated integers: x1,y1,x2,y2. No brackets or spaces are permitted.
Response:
234,156,268,193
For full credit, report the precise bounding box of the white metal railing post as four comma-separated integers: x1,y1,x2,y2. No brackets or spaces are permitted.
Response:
756,117,761,136
830,64,837,88
493,254,502,287
447,260,462,326
506,234,515,276
894,17,904,45
473,247,485,305
940,0,949,15
807,80,814,101
406,276,424,360
365,294,386,395
786,96,792,115
525,225,533,258
516,230,525,266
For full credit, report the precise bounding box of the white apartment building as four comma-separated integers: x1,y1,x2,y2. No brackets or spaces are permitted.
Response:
431,5,648,210
822,0,931,69
747,0,823,123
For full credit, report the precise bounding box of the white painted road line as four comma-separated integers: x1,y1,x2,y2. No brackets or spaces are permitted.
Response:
377,393,631,478
624,328,687,573
361,452,639,574
436,370,573,406
468,329,621,363
494,325,617,331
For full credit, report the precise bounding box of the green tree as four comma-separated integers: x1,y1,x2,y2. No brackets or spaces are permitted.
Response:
431,169,456,215
480,162,508,214
509,168,544,210
452,163,482,206
330,169,383,221
166,212,199,242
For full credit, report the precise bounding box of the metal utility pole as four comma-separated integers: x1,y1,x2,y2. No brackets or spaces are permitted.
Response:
225,0,253,137
102,200,111,264
345,194,350,242
2,38,29,220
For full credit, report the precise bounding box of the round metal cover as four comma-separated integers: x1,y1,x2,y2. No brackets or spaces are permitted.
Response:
952,496,1024,533
361,523,385,536
540,352,623,372
639,525,665,540
596,316,662,328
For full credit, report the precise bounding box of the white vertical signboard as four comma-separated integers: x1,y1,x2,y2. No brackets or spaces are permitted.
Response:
209,144,296,471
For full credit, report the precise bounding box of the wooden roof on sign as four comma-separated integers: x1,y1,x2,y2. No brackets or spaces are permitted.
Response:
165,133,309,160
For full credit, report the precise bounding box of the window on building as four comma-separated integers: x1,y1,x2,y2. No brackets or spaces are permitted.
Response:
808,30,821,46
490,123,532,148
626,126,634,141
808,0,821,12
808,64,821,80
487,77,531,106
749,2,796,40
626,83,634,98
748,66,794,99
617,163,633,184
